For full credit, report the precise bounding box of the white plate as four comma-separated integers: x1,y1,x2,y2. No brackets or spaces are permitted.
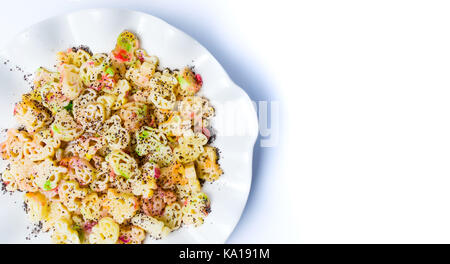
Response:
0,8,258,244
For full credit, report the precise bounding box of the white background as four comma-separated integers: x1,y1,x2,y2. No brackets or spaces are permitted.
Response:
2,0,450,243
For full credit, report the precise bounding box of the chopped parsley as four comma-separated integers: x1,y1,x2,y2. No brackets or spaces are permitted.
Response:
139,130,150,139
135,148,143,156
43,180,53,191
51,124,61,134
64,101,73,112
71,224,81,231
105,67,115,76
137,105,147,117
117,168,130,179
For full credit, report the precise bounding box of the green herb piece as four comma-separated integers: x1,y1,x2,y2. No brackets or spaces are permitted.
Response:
63,101,73,112
71,224,81,231
137,105,147,117
139,130,150,139
105,67,115,76
43,180,53,191
117,168,129,179
51,124,61,134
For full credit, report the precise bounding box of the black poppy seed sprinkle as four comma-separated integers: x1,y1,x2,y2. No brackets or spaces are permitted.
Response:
71,45,93,56
25,221,44,240
1,180,12,195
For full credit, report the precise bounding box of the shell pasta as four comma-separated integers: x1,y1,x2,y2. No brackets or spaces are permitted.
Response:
1,31,222,244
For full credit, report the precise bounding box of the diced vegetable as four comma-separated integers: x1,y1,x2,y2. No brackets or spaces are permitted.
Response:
177,67,202,93
43,179,54,191
51,124,61,134
105,66,115,76
63,101,73,112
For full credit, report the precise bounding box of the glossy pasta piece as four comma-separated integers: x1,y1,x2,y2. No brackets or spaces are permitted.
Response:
179,96,214,120
105,124,130,151
82,136,106,160
149,70,177,110
196,146,223,182
181,130,208,146
58,180,88,212
44,201,71,231
33,67,60,95
31,67,67,114
111,79,131,109
182,192,211,227
106,149,139,180
51,218,81,244
79,53,114,91
183,162,202,194
179,96,215,130
80,193,102,221
89,160,110,192
159,202,183,230
149,145,173,167
65,157,97,186
175,182,194,201
38,81,68,114
14,94,52,133
125,63,146,88
117,225,146,244
51,110,84,141
7,159,38,192
173,143,204,164
119,102,149,132
142,187,177,217
131,213,170,239
32,159,67,191
104,189,139,224
176,67,203,96
112,31,139,63
24,192,49,223
125,52,159,87
135,126,168,156
109,173,134,194
89,217,120,244
63,136,93,159
1,169,19,192
74,102,106,133
130,175,157,199
23,129,61,161
101,115,130,150
132,87,152,104
158,113,191,137
71,215,84,229
57,48,91,67
72,88,98,117
109,54,127,78
131,161,158,198
59,64,83,100
158,162,187,191
171,131,207,164
73,49,92,67
0,128,32,161
135,49,158,65
100,114,122,133
96,93,117,118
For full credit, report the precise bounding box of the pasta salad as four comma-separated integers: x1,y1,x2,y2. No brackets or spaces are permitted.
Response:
0,31,222,244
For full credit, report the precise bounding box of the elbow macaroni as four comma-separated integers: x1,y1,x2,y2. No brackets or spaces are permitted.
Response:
104,189,138,224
